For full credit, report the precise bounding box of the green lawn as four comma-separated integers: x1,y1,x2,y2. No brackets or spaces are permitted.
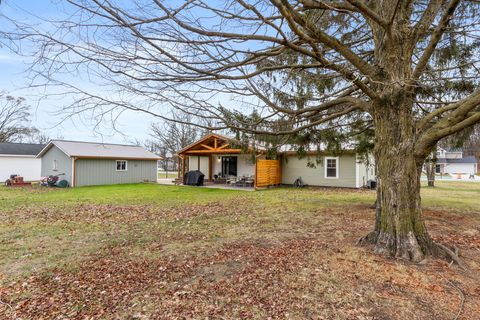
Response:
420,181,480,212
0,181,479,319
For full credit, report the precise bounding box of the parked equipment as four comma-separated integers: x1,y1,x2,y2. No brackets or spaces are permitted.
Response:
40,173,69,188
184,170,205,186
4,174,31,187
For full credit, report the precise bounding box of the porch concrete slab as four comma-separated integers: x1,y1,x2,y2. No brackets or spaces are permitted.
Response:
156,179,255,191
202,184,255,191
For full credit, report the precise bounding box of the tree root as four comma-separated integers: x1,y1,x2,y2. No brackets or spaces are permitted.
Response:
0,298,16,320
357,232,468,270
357,231,377,246
434,242,468,271
442,276,465,320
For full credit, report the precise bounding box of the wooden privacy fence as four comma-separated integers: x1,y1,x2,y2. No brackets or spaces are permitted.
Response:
255,159,281,188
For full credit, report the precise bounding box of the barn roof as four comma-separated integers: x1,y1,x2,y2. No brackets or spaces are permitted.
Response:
37,140,161,160
0,142,46,156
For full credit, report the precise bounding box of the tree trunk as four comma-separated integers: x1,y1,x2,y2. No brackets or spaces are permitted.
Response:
360,99,435,262
425,160,436,187
424,152,437,187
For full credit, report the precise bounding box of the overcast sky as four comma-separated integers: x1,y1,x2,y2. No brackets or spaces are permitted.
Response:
0,1,156,144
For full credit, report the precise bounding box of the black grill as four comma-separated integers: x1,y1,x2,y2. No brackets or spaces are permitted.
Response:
184,170,205,186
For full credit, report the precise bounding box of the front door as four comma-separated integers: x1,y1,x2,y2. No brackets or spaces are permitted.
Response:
221,156,237,177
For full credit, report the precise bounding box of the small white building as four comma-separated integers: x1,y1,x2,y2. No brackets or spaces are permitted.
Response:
0,143,45,182
435,148,477,177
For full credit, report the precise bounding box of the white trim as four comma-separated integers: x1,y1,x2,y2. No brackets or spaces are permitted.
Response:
36,141,72,158
324,156,339,179
71,157,76,187
355,154,360,188
115,160,128,171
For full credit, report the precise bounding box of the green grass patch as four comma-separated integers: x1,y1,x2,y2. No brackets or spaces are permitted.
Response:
0,181,478,281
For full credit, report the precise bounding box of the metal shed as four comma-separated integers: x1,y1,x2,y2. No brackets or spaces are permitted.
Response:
37,140,161,187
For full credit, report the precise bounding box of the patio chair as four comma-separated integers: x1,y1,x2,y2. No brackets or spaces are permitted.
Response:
226,176,237,185
233,177,246,187
244,177,254,187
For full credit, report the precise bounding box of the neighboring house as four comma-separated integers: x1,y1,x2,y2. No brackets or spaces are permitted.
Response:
177,133,374,188
37,140,161,187
434,147,477,176
0,142,45,181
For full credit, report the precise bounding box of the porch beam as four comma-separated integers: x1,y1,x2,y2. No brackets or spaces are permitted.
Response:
185,149,242,154
200,144,214,150
218,143,230,150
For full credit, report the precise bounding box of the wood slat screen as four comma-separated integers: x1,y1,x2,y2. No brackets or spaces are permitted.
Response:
255,159,281,187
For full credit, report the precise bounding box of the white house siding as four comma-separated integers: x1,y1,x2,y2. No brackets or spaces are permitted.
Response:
188,155,198,171
355,155,376,188
443,163,476,175
187,155,210,178
75,159,157,187
281,154,357,188
0,155,42,181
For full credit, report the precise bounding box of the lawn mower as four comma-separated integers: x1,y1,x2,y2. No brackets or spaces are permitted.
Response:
4,174,31,187
40,173,69,188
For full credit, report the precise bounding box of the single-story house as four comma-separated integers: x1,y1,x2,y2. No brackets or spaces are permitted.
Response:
37,140,161,187
177,133,375,188
434,148,477,177
436,157,477,176
0,142,45,181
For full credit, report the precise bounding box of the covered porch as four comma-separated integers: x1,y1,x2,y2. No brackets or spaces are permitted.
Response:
177,134,258,187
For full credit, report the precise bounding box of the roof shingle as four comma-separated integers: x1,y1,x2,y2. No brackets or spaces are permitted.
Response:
0,142,46,156
38,140,161,160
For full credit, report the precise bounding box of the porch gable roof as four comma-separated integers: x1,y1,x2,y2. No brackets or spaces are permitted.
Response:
177,133,250,156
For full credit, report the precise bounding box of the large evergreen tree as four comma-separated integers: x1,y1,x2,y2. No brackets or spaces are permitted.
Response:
7,0,480,262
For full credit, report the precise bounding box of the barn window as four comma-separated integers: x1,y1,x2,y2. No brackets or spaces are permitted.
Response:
324,157,339,179
52,160,58,171
116,160,127,171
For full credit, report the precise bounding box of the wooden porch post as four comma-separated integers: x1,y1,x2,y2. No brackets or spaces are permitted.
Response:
182,155,186,184
254,157,258,189
177,155,181,178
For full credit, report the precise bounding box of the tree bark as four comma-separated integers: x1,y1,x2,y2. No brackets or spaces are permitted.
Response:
425,158,436,187
360,98,435,262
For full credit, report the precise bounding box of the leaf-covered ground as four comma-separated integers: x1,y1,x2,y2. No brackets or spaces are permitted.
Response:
0,182,479,319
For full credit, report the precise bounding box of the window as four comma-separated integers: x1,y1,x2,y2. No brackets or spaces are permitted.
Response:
116,160,127,171
324,157,339,179
435,164,441,174
221,156,237,177
52,160,58,171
